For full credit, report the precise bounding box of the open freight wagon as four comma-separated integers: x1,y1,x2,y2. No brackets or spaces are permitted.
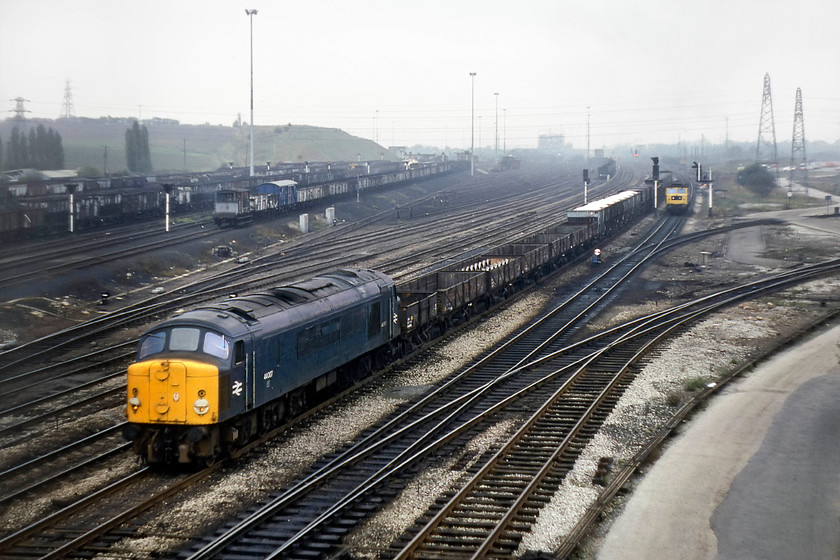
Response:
396,219,598,342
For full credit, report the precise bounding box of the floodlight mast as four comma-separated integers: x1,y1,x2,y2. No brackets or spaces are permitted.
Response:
246,9,258,177
494,92,499,162
469,72,476,176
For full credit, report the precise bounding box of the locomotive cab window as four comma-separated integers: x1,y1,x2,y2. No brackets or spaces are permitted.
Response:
170,327,201,351
234,340,245,364
204,331,230,359
138,331,166,358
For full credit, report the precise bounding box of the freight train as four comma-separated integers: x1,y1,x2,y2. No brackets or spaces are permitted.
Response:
212,161,454,227
0,181,197,239
123,186,654,466
0,159,454,240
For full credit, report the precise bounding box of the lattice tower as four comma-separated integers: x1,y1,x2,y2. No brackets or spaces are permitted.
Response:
10,97,30,119
61,80,75,118
755,73,778,166
790,87,807,188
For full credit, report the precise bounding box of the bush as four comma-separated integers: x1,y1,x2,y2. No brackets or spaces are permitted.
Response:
737,163,776,197
684,377,708,392
666,391,683,407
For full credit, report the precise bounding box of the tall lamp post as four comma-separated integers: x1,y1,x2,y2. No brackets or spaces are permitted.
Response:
245,9,258,177
494,92,499,163
469,72,476,176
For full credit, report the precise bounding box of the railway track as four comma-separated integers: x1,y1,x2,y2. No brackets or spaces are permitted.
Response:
0,166,625,550
173,208,683,559
0,208,783,524
0,167,489,295
0,466,206,559
0,219,217,292
0,166,632,552
0,164,679,556
393,258,840,559
181,257,840,560
0,166,619,375
1,208,834,558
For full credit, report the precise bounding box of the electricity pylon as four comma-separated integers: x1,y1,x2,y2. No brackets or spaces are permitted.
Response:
755,73,778,168
61,80,75,119
790,87,807,190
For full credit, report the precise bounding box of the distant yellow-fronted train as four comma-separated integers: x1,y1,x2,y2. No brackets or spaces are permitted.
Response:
665,181,690,213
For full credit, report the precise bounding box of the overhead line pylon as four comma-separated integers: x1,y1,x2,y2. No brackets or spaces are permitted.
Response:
755,73,778,169
790,87,807,191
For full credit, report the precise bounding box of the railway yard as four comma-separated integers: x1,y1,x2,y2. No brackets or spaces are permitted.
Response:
1,161,839,559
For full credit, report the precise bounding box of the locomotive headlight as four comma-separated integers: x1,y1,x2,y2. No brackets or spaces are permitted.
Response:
194,398,210,415
129,396,141,412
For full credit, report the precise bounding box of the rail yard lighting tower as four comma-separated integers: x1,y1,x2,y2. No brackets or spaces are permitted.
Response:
494,92,499,163
246,9,258,177
470,72,476,176
503,108,507,153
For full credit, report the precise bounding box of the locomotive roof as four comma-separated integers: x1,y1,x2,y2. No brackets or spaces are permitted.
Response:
148,269,392,336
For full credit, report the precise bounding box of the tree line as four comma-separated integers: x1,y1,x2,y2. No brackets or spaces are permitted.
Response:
1,119,153,175
2,124,65,170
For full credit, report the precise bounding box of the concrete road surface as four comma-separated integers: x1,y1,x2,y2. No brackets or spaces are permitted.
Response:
597,324,840,560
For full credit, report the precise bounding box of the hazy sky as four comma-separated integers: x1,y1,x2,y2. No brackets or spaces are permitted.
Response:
1,0,838,151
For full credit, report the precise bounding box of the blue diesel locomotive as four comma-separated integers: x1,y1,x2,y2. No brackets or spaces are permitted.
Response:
124,269,399,466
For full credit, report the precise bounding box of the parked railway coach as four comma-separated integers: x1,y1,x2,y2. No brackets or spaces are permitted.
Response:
124,269,399,466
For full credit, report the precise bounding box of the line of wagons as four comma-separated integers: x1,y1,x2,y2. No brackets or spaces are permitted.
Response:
212,161,456,227
0,159,454,240
124,184,655,465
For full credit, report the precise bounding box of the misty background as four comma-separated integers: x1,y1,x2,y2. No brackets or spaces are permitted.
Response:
1,0,839,157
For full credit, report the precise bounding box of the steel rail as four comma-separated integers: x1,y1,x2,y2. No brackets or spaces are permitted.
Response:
396,259,840,558
186,209,680,559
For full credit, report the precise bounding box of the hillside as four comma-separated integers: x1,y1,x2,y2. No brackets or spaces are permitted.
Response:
0,117,399,174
